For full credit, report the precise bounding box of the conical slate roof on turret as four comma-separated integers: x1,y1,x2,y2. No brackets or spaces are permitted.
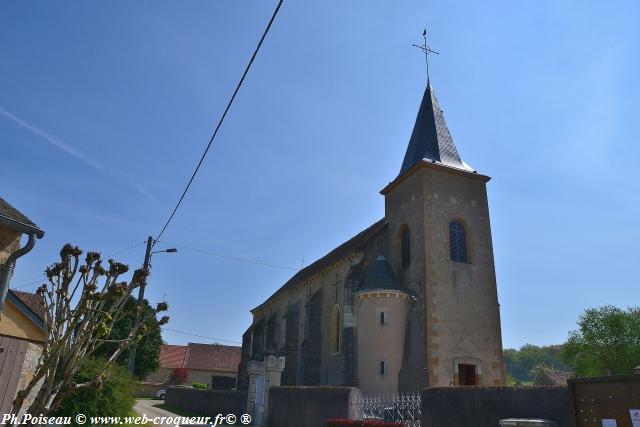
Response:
399,82,473,176
356,255,407,293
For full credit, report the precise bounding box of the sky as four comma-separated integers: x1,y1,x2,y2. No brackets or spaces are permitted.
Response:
1,1,638,350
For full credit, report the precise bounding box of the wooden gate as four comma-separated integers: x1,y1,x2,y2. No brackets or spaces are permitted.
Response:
569,374,640,427
0,335,28,414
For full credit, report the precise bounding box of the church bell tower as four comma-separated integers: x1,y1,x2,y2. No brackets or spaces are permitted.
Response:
382,80,506,389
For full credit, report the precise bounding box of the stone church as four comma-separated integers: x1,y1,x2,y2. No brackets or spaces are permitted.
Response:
238,79,506,394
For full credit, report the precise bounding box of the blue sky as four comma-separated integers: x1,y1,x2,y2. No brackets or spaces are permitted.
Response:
1,1,638,350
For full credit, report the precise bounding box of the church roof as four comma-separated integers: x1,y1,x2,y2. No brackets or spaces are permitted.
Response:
399,82,473,176
356,255,406,294
254,219,387,310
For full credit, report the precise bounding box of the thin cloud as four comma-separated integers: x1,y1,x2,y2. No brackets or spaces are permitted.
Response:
0,106,157,201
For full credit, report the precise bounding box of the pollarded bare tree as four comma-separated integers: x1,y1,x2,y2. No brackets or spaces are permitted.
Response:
11,244,169,416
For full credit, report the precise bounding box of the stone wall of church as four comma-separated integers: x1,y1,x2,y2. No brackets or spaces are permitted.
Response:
281,304,299,385
244,255,364,389
384,170,429,391
236,327,252,391
302,289,323,384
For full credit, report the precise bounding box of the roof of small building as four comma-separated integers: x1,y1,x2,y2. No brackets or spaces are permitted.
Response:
356,255,406,294
10,290,46,320
159,343,242,374
6,289,45,332
533,366,572,386
399,82,473,176
184,343,241,373
159,344,188,369
255,218,388,310
0,196,44,238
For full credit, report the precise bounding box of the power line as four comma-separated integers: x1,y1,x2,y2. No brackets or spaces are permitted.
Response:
159,240,299,271
107,240,147,257
161,327,242,345
153,0,285,245
13,279,44,291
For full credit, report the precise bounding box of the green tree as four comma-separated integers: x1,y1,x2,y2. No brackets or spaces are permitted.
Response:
51,358,135,420
11,244,169,416
562,305,640,376
503,344,570,382
94,296,162,380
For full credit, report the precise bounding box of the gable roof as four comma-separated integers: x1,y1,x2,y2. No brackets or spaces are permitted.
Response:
0,197,44,238
159,344,188,369
7,290,45,331
159,343,242,374
184,343,241,373
533,367,572,386
10,290,46,320
399,82,473,176
255,219,388,310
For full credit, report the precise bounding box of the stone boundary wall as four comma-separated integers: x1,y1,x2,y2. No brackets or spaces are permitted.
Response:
267,386,362,427
422,386,572,427
165,387,247,418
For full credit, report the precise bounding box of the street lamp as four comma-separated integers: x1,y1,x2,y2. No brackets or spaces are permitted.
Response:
128,237,177,374
152,248,177,255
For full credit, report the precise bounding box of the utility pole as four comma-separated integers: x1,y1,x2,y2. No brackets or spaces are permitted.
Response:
128,235,153,375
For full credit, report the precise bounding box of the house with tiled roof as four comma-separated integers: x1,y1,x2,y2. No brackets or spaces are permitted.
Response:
0,196,45,413
147,342,242,390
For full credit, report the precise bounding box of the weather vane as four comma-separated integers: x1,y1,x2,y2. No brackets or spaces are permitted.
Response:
413,29,439,83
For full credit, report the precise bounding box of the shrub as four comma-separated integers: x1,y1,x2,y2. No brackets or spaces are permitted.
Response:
51,358,135,418
169,367,188,384
192,382,208,390
325,419,403,427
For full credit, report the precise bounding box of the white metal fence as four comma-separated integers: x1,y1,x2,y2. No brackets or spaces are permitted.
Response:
351,392,422,427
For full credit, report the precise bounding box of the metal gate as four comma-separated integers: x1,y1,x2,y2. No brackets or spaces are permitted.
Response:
253,374,266,426
0,336,28,414
352,392,422,427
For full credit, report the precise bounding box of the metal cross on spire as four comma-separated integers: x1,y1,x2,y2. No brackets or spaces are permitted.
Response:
413,29,439,83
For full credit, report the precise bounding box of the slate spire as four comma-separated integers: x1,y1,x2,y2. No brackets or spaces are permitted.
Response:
399,82,471,176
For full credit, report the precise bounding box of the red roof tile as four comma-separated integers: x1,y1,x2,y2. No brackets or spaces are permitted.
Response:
184,343,241,373
159,343,241,374
159,345,187,369
11,290,46,320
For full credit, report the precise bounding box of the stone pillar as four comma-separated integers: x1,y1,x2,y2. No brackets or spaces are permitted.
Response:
245,356,285,427
263,355,285,424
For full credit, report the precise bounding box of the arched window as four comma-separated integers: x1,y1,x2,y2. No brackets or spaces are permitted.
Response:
330,305,341,353
449,220,468,263
400,226,411,268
